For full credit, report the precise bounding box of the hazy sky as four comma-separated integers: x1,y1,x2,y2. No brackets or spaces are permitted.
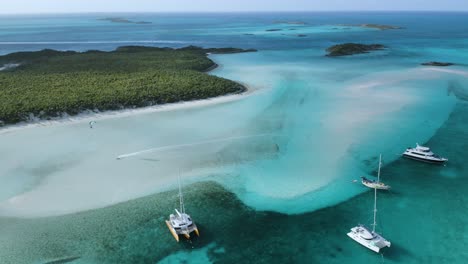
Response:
1,0,467,14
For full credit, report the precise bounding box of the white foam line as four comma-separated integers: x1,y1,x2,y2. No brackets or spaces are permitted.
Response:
423,67,468,77
0,40,191,45
116,133,275,160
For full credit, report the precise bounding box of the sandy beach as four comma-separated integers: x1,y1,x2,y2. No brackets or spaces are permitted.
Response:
0,74,254,135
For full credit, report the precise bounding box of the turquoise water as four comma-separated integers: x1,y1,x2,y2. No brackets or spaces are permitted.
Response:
0,12,467,263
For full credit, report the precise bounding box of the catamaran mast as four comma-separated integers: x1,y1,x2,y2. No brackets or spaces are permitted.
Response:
372,154,381,233
178,176,185,214
377,154,382,183
372,186,377,232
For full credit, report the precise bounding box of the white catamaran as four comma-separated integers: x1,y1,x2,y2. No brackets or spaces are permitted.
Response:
165,177,199,242
348,166,391,253
361,154,390,190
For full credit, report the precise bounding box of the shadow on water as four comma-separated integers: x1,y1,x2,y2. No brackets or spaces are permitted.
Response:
42,256,81,264
382,243,414,263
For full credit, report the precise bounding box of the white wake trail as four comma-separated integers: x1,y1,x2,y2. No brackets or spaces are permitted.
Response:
116,133,276,160
423,67,468,77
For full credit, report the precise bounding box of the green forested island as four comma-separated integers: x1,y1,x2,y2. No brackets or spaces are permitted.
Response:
326,43,385,56
0,46,255,125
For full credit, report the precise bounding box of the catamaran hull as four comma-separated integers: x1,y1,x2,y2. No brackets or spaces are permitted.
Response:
402,154,447,164
166,220,180,242
165,220,200,242
347,231,391,253
347,232,381,253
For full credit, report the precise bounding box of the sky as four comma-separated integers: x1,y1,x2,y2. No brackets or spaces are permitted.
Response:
1,0,467,14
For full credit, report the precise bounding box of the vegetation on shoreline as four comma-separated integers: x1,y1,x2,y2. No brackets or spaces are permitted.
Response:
0,46,255,125
326,43,385,56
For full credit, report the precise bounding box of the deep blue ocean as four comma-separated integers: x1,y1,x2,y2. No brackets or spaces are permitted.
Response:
0,12,467,264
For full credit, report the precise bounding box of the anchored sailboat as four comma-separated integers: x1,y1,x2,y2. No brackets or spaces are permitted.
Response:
348,161,391,253
361,154,390,190
165,177,199,242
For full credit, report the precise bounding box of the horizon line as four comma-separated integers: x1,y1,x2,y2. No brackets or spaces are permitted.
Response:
1,10,468,15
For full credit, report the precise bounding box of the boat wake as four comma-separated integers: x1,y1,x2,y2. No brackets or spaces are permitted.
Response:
116,133,277,160
423,67,468,77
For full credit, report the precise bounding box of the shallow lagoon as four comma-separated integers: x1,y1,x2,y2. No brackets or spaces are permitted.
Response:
0,50,458,217
0,12,467,263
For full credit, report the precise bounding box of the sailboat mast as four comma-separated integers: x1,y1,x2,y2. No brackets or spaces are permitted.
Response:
372,154,380,233
178,175,185,214
377,154,382,183
372,186,377,232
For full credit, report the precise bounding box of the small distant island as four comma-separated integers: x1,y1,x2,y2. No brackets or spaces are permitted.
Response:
203,47,257,54
421,61,454,67
326,43,386,57
273,21,307,25
0,46,256,126
360,24,402,30
98,17,152,24
337,24,402,30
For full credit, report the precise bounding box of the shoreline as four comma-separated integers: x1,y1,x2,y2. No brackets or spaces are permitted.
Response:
0,46,256,129
0,52,253,134
203,62,219,72
0,86,251,135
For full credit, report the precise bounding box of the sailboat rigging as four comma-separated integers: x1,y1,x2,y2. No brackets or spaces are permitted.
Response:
361,154,391,190
165,175,199,242
348,154,391,253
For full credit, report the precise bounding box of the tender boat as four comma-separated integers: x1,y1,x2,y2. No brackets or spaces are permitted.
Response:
165,177,199,242
361,154,390,190
348,167,391,253
402,143,447,164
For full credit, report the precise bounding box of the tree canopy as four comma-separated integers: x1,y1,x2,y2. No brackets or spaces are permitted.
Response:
0,46,253,125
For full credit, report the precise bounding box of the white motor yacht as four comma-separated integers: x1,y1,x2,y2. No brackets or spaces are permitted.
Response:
403,143,447,164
